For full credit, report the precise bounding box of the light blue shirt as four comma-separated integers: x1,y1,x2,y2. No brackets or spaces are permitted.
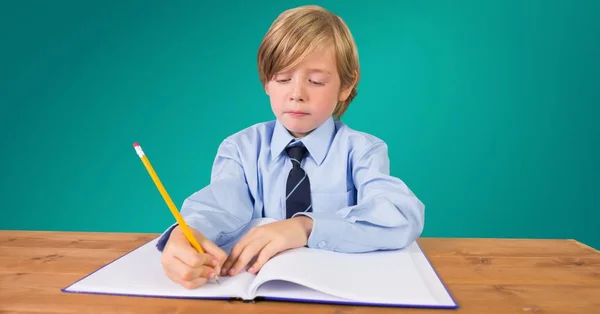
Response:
157,117,425,253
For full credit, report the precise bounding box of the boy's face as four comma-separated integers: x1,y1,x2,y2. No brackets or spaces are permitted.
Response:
265,45,353,138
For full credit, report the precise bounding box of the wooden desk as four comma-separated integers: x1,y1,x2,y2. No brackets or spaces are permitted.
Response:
1,231,599,313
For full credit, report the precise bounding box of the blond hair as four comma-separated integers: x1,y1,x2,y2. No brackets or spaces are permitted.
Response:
257,5,360,119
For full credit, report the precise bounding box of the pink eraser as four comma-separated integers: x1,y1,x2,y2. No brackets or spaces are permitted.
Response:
133,142,139,147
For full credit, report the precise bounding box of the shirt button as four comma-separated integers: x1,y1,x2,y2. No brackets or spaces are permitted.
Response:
318,241,326,248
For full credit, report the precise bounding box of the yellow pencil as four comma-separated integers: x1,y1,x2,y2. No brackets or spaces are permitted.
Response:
133,142,220,284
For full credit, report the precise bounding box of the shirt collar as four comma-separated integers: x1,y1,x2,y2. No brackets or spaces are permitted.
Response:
270,116,335,165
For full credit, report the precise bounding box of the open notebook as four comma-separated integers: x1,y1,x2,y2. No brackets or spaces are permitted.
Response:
62,218,458,309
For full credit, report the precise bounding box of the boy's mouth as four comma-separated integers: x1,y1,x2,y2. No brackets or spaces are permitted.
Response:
286,111,309,117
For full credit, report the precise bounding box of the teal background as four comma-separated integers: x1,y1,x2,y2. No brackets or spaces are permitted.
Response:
1,1,598,249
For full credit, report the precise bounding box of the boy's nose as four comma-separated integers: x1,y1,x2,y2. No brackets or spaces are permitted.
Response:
290,84,306,102
290,93,305,102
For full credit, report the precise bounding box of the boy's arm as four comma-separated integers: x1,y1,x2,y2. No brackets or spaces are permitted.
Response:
156,139,254,251
293,141,425,253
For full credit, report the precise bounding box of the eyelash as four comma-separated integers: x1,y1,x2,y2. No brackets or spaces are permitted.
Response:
275,78,324,86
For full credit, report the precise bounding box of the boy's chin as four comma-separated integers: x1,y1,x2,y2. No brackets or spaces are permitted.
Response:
280,120,317,136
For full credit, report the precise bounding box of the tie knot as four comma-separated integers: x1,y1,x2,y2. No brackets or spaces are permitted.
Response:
285,144,307,167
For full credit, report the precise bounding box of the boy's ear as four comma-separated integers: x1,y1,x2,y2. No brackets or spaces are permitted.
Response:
339,85,352,101
339,70,358,101
264,82,270,95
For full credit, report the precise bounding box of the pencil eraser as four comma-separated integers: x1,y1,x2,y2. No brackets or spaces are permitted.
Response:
133,142,144,157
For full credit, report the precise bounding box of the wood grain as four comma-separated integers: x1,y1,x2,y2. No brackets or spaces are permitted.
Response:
1,230,599,313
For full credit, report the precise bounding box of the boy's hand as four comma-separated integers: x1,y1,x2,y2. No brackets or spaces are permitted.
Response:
161,225,227,289
221,216,313,276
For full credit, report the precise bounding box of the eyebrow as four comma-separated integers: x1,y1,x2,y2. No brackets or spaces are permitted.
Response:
307,69,332,75
274,68,332,76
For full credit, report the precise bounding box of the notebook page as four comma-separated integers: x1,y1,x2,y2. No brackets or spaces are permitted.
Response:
256,280,354,303
250,242,455,307
63,238,254,300
408,243,456,306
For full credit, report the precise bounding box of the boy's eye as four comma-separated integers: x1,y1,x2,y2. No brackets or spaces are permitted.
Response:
276,78,290,83
309,79,324,86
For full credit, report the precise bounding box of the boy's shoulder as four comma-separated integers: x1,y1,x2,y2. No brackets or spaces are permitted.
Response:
220,120,277,145
334,120,387,148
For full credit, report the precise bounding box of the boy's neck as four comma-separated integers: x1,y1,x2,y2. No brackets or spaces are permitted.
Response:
289,128,314,138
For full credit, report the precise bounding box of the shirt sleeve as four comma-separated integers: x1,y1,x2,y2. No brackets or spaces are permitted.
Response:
156,139,254,251
293,141,425,253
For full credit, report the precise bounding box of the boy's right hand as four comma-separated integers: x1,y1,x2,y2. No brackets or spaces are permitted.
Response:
160,225,227,289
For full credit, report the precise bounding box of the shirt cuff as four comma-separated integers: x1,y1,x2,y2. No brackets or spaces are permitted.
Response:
292,212,347,251
155,223,178,251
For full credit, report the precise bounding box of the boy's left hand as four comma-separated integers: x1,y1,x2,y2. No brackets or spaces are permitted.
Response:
221,216,313,276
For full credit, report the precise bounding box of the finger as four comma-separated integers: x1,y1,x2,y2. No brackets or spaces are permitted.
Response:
248,240,281,274
199,238,228,275
168,255,199,281
222,240,253,275
169,254,216,281
169,227,219,268
229,237,270,276
163,258,205,286
174,245,215,268
222,229,261,274
164,265,184,285
222,245,241,275
165,267,208,289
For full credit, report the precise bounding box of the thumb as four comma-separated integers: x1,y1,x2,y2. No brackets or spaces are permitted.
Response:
200,238,227,263
188,228,227,274
199,237,228,272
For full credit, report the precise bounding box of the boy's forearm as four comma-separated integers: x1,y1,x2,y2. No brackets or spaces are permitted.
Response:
292,215,314,238
179,181,254,246
294,192,424,253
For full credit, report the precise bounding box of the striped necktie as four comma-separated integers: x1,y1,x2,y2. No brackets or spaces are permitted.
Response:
285,144,312,219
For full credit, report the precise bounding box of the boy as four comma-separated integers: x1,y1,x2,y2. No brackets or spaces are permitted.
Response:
157,5,425,289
